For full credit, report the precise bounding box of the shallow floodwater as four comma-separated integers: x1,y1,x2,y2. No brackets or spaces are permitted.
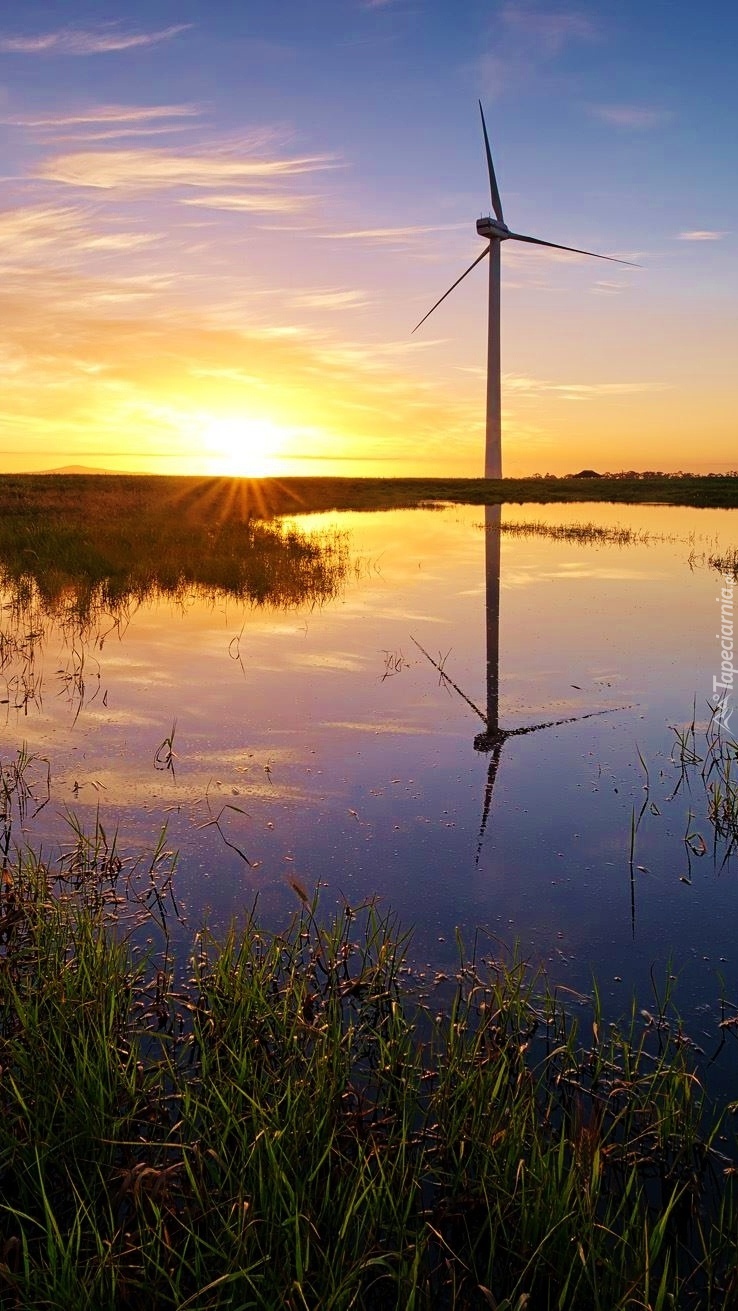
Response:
3,501,738,1052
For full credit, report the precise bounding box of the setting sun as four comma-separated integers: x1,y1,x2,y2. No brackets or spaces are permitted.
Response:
197,414,290,477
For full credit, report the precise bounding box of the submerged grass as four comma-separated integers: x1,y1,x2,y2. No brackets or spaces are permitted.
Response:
499,520,660,545
668,703,738,865
0,847,736,1308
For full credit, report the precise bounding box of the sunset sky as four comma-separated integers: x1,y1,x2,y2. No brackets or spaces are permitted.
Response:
1,0,735,477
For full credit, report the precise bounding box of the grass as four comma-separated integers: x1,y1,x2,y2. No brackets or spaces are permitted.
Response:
2,473,738,528
667,704,738,866
0,474,349,622
708,547,738,577
0,843,736,1308
499,520,662,545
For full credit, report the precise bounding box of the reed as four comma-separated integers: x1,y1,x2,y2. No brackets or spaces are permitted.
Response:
0,845,736,1308
499,519,657,545
667,704,738,864
707,548,738,578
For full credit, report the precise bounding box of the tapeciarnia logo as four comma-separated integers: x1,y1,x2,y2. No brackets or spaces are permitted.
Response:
712,574,735,732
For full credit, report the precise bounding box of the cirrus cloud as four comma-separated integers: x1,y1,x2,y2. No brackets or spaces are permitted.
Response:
591,103,672,129
181,193,313,213
0,24,191,55
322,223,466,244
504,374,668,400
36,147,338,190
2,104,201,128
677,229,727,241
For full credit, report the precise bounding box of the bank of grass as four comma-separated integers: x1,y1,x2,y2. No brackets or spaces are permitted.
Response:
2,472,738,526
0,850,736,1309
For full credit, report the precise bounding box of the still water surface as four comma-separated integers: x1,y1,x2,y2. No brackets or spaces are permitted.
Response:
3,501,738,1050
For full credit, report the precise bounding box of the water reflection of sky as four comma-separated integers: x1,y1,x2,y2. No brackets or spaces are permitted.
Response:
3,502,738,1062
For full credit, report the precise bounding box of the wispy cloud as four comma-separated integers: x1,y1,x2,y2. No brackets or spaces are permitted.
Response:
323,223,466,244
3,103,203,145
591,104,672,129
79,233,161,252
0,203,161,265
505,374,667,399
2,104,200,128
480,4,598,98
500,4,596,54
37,147,337,190
0,24,191,55
0,204,89,258
677,229,727,241
314,338,442,374
181,193,312,213
291,289,369,310
591,280,626,295
38,125,200,144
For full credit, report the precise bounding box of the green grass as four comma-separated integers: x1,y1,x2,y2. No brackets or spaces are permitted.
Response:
2,472,738,525
0,847,736,1308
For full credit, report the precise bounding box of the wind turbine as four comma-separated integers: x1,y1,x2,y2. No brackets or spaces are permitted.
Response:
413,103,637,479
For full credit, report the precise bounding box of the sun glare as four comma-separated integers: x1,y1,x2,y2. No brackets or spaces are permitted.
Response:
198,415,289,477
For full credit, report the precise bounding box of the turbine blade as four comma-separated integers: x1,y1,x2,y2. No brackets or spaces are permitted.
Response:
411,245,491,334
479,101,504,224
507,704,633,738
475,742,503,867
507,231,640,266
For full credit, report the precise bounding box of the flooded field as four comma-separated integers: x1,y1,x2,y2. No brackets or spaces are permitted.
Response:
2,498,738,1051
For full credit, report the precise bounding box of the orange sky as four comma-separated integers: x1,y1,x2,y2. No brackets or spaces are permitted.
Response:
0,4,735,477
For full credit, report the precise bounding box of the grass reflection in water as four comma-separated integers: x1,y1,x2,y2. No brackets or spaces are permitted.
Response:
0,477,349,716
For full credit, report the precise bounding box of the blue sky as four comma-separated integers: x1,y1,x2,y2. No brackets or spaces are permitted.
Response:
0,0,735,475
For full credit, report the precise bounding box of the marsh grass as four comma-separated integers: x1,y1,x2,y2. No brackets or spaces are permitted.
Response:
0,476,349,623
498,520,659,546
2,472,738,527
0,846,736,1308
0,480,349,722
708,549,738,577
667,705,738,865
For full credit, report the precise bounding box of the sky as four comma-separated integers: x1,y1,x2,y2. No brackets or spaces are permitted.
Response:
0,0,735,478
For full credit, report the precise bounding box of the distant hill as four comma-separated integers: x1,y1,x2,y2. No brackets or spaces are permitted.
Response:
37,464,119,476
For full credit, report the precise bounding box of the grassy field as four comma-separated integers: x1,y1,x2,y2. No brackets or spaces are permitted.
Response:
2,471,738,523
0,841,735,1310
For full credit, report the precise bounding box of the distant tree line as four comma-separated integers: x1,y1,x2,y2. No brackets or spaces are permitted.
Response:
524,470,738,481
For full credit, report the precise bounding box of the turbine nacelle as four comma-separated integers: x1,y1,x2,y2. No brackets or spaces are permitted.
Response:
476,217,510,240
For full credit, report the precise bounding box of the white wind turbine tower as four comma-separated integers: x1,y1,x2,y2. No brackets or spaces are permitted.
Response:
413,103,637,479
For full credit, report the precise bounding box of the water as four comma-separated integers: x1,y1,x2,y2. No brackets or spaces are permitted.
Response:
2,500,738,1059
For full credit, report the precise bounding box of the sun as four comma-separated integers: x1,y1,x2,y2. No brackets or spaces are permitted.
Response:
198,414,288,477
